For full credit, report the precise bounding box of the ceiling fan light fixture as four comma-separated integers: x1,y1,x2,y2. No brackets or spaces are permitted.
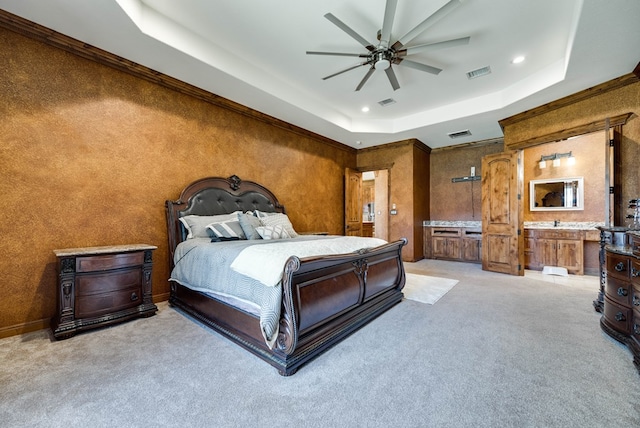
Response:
375,58,391,70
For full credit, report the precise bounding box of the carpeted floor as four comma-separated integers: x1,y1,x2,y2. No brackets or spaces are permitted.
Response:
1,259,639,428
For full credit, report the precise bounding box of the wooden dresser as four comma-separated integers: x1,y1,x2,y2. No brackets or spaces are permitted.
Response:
52,244,158,339
600,232,640,373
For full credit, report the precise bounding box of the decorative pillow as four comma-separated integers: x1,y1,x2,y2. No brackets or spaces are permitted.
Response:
237,212,262,240
255,211,298,237
255,225,291,240
206,220,246,241
179,212,241,239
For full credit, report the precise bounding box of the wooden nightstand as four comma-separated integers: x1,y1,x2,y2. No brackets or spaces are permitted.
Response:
52,244,158,339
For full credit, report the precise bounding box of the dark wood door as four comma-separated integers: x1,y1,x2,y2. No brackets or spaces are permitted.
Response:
481,151,524,275
345,168,363,236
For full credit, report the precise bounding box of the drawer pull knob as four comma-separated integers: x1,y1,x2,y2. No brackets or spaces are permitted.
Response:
633,296,640,306
615,262,626,272
617,287,628,297
632,267,640,278
615,312,626,322
635,324,640,335
130,292,139,301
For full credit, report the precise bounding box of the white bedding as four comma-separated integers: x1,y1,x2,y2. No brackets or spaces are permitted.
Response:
230,236,387,287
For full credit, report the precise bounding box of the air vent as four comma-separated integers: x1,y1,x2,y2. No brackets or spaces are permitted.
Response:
466,66,491,79
378,98,396,107
448,129,472,139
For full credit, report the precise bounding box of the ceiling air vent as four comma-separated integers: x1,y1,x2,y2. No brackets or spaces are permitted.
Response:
466,66,491,79
448,129,472,139
378,98,396,107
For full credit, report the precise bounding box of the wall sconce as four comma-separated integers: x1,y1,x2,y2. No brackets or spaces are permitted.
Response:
539,152,575,169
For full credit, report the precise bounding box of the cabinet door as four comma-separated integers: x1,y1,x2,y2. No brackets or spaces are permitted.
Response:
524,237,538,269
463,238,480,262
538,239,557,267
447,238,461,259
557,239,583,273
432,237,448,258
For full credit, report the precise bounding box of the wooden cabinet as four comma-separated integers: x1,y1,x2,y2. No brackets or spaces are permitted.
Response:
601,246,640,373
52,244,158,339
424,226,481,263
523,229,584,275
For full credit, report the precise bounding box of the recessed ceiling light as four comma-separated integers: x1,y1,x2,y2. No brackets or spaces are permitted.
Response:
361,106,370,113
511,56,525,64
356,140,362,145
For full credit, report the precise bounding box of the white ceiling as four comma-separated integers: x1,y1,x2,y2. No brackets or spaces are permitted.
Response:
2,0,639,149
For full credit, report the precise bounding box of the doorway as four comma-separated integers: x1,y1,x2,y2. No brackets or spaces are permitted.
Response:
362,170,389,241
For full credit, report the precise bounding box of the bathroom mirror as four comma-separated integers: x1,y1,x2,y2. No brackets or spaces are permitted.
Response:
530,177,584,211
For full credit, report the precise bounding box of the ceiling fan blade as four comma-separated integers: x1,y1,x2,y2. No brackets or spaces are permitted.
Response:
355,67,376,91
401,36,470,56
385,66,400,91
324,13,375,51
322,63,367,80
379,0,398,48
394,0,463,49
306,51,369,58
396,58,442,75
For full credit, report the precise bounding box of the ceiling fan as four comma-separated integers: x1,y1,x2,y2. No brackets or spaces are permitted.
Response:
306,0,470,91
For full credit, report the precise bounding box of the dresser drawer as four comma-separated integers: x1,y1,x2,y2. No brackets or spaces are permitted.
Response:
606,253,630,281
76,286,142,318
76,269,142,296
76,251,144,273
603,296,632,335
632,259,640,287
605,276,632,306
632,308,640,345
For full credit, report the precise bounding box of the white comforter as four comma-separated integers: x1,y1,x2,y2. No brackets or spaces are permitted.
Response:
230,236,387,287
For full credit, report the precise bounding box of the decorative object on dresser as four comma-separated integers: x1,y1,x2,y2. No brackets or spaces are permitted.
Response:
600,232,640,373
166,175,406,376
52,244,158,339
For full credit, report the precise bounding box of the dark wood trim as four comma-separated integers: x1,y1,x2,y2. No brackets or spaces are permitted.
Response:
499,71,640,129
504,112,633,150
0,9,355,154
358,138,430,153
431,137,504,153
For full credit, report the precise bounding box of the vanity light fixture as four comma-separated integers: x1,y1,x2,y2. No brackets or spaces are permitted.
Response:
538,151,575,169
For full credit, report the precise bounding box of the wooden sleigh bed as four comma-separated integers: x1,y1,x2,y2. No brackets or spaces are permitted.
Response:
165,175,406,375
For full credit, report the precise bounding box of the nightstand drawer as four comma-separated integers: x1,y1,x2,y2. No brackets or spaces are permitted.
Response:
76,269,141,296
76,252,144,273
603,296,632,335
605,276,632,306
76,286,142,318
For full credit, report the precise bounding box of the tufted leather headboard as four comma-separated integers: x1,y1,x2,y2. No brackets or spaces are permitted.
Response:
165,175,285,269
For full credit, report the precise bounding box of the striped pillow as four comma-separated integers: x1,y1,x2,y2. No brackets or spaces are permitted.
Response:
206,220,246,241
255,225,291,240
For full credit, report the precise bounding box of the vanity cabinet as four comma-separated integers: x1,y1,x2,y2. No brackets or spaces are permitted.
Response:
524,229,584,275
431,228,461,260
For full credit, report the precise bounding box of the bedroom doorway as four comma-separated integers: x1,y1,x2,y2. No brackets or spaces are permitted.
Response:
362,169,389,241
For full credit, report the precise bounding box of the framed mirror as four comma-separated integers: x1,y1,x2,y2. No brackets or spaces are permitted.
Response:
530,177,584,211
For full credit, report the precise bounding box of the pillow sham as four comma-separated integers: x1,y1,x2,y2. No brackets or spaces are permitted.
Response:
206,220,246,241
255,211,299,237
255,225,291,240
179,212,242,239
237,212,262,240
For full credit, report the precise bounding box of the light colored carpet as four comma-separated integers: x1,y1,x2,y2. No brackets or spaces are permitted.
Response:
403,272,458,304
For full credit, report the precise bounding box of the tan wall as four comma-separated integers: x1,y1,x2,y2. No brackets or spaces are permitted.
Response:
522,132,606,222
357,140,430,261
430,141,504,220
502,79,640,225
0,27,356,336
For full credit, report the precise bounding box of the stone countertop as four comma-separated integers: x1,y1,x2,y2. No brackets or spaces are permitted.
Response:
423,220,481,228
54,244,157,257
524,222,605,230
423,220,605,230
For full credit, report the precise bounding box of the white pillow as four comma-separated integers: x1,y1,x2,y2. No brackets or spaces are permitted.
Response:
179,212,242,239
255,211,298,237
255,225,291,240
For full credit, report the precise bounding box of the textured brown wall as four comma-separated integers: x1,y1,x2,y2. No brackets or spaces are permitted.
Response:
0,27,356,335
430,141,504,220
502,80,640,225
357,140,429,261
522,132,606,222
